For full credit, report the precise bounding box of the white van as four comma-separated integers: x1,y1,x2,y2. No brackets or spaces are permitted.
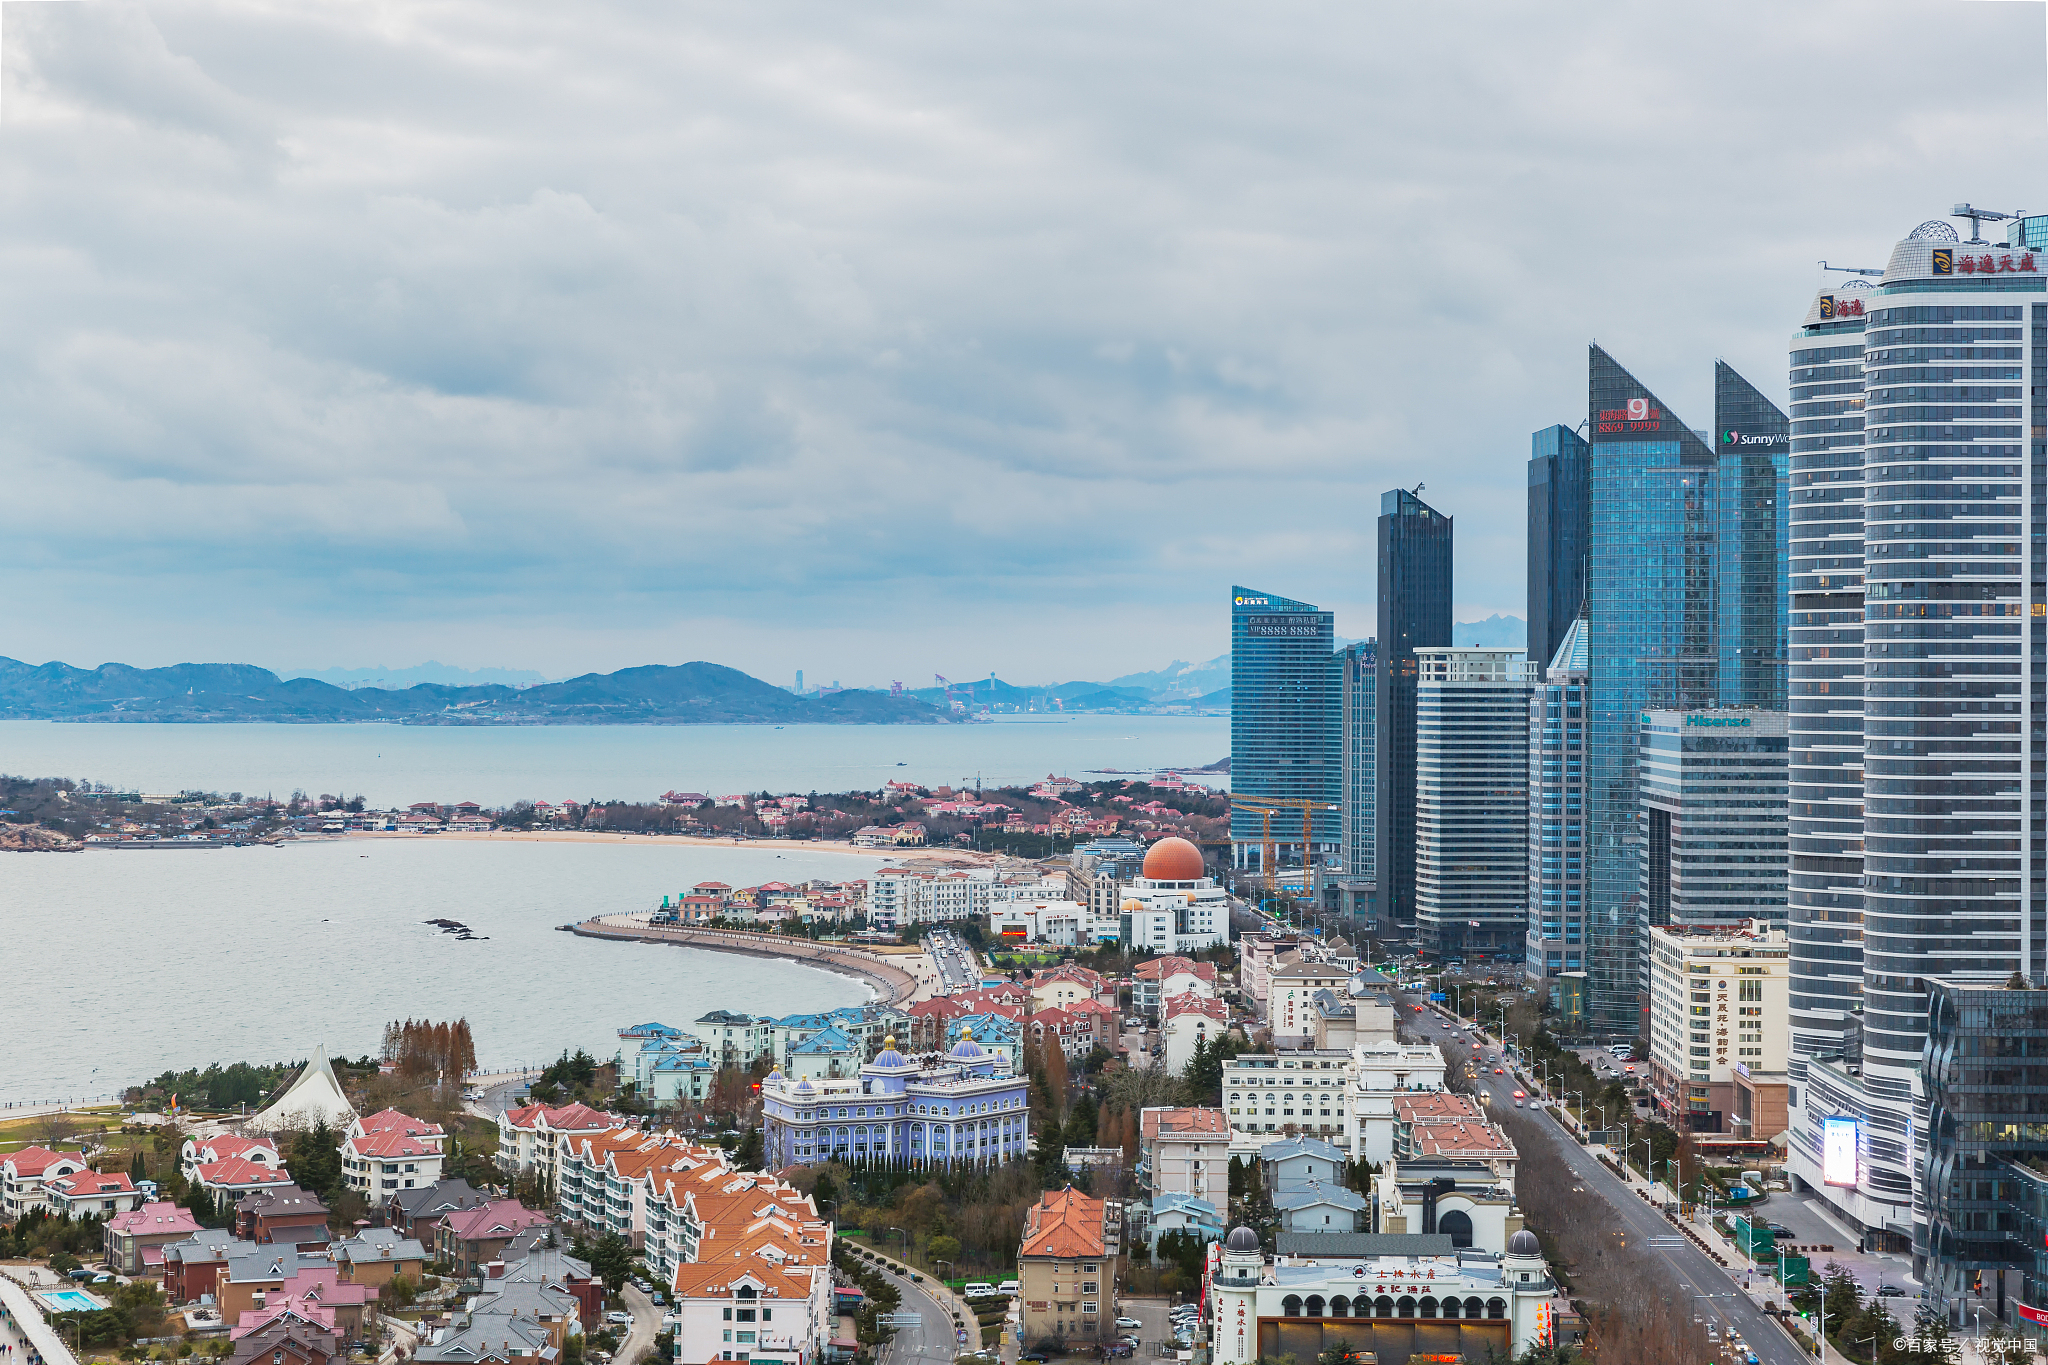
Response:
998,1280,1021,1297
1609,1044,1633,1058
965,1283,1000,1299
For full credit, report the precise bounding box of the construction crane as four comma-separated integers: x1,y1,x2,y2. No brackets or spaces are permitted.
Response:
934,674,963,712
1230,795,1339,906
889,680,904,696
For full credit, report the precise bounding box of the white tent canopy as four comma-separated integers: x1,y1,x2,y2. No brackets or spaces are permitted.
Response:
243,1047,359,1135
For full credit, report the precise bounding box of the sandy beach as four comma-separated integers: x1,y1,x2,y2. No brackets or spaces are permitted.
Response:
341,827,1000,866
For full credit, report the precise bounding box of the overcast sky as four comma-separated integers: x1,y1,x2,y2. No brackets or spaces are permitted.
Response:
1,0,2042,687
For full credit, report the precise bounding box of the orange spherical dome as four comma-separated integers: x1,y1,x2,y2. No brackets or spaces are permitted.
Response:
1144,836,1206,881
1120,897,1146,914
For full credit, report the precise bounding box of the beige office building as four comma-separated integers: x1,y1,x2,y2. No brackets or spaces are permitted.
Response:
1645,920,1788,1133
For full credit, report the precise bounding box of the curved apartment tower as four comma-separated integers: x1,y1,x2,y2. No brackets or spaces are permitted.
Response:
1786,214,2045,1262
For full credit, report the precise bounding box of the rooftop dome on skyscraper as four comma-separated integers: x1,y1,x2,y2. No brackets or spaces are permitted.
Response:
1143,836,1205,881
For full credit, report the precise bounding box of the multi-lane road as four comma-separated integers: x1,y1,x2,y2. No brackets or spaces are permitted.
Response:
1404,1004,1809,1365
870,1258,973,1365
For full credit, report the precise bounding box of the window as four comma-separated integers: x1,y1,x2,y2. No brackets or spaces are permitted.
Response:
738,1309,756,1322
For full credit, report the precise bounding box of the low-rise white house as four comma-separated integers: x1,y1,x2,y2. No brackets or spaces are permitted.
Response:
342,1109,446,1198
1,1147,88,1219
1162,995,1231,1076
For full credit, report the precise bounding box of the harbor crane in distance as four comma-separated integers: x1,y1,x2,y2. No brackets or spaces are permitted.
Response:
934,674,963,712
889,680,904,696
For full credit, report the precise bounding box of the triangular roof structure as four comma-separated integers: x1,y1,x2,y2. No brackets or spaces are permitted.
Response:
1547,611,1589,677
244,1047,358,1134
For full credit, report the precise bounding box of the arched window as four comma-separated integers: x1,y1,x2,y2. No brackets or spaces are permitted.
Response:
1282,1296,1302,1317
1437,1210,1474,1250
1328,1296,1349,1318
1440,1298,1460,1320
1486,1298,1507,1320
1396,1297,1415,1319
1374,1296,1394,1319
1418,1297,1438,1319
1304,1296,1324,1318
1463,1297,1484,1319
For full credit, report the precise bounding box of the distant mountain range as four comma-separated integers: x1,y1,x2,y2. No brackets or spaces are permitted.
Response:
0,659,938,725
3,616,1525,724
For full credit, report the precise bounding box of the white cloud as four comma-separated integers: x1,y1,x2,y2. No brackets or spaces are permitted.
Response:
0,0,2040,683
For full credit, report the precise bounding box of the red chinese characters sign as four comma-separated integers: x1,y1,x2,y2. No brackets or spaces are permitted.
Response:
1932,248,2038,276
1817,295,1864,319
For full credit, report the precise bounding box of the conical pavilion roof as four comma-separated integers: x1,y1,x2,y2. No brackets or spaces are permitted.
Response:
243,1047,358,1134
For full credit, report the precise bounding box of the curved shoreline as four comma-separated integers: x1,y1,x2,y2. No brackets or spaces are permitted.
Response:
569,915,919,1004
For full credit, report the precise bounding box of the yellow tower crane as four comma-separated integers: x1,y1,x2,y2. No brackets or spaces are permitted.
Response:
1228,796,1339,917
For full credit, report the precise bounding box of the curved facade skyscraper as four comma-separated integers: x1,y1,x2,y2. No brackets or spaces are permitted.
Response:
1785,213,2047,1263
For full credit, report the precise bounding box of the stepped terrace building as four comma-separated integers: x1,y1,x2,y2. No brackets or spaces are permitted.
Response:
759,1030,1028,1169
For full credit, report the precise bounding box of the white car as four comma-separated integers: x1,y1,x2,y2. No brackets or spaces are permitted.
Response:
607,1311,631,1325
1115,1318,1143,1330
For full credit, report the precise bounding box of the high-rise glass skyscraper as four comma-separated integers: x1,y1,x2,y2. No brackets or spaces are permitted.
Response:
1575,348,1790,1033
1339,638,1378,884
1586,346,1721,1032
1229,587,1340,871
1416,648,1534,961
1527,614,1589,985
1716,362,1791,710
1783,214,2048,1264
1528,424,1591,673
1376,490,1454,929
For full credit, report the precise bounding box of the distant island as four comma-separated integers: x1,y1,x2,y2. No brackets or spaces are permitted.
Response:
0,658,941,725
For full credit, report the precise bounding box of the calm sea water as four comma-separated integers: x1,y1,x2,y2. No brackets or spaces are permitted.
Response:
0,838,887,1105
0,714,1227,808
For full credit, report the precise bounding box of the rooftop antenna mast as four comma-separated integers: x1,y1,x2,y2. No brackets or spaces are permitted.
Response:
1818,262,1884,277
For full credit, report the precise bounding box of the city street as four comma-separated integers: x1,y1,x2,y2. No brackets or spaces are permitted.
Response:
871,1259,970,1365
927,929,982,996
1404,1006,1811,1365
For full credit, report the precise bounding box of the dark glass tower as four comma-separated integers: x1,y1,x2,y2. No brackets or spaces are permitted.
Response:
1229,587,1340,872
1715,362,1791,710
1375,489,1454,930
1585,346,1719,1033
1528,423,1591,673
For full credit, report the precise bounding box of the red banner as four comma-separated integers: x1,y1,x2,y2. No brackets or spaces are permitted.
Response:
2016,1302,2048,1326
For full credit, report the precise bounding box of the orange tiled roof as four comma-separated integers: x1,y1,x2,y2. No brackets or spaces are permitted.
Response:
1020,1186,1105,1259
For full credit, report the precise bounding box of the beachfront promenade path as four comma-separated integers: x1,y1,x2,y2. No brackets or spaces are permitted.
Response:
0,1271,79,1365
572,915,925,1005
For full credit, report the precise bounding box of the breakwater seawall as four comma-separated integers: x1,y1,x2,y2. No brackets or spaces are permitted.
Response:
568,916,919,1003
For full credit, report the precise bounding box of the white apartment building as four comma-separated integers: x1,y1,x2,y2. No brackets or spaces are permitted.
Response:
1345,1040,1454,1166
1138,1107,1231,1201
1645,919,1788,1133
1221,1051,1355,1155
989,898,1090,946
1414,647,1535,964
866,867,996,930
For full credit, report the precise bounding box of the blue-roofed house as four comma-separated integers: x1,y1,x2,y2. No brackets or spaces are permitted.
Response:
1147,1193,1224,1250
650,1048,718,1103
789,1026,862,1081
1259,1136,1348,1197
952,1013,1024,1071
1273,1182,1369,1234
618,1022,683,1041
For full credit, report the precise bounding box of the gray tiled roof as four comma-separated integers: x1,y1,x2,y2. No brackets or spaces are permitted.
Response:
1274,1232,1454,1257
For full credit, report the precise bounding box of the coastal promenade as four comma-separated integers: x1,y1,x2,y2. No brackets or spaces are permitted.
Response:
570,915,921,1004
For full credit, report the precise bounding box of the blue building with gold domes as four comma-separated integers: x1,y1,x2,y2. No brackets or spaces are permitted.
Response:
759,1027,1030,1169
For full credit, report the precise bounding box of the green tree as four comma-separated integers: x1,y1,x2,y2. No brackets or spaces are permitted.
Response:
1062,1094,1099,1149
129,1148,148,1182
927,1235,962,1265
587,1233,634,1298
1228,1155,1246,1199
288,1120,344,1203
737,1126,764,1171
1820,1261,1862,1329
1156,1230,1205,1280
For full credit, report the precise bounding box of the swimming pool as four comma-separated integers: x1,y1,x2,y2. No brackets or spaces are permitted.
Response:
34,1289,107,1312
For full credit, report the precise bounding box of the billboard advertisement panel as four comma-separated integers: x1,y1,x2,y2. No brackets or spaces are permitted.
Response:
1822,1115,1859,1188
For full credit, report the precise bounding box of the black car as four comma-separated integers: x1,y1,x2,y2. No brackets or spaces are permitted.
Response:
1877,1285,1907,1298
1021,1353,1050,1362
